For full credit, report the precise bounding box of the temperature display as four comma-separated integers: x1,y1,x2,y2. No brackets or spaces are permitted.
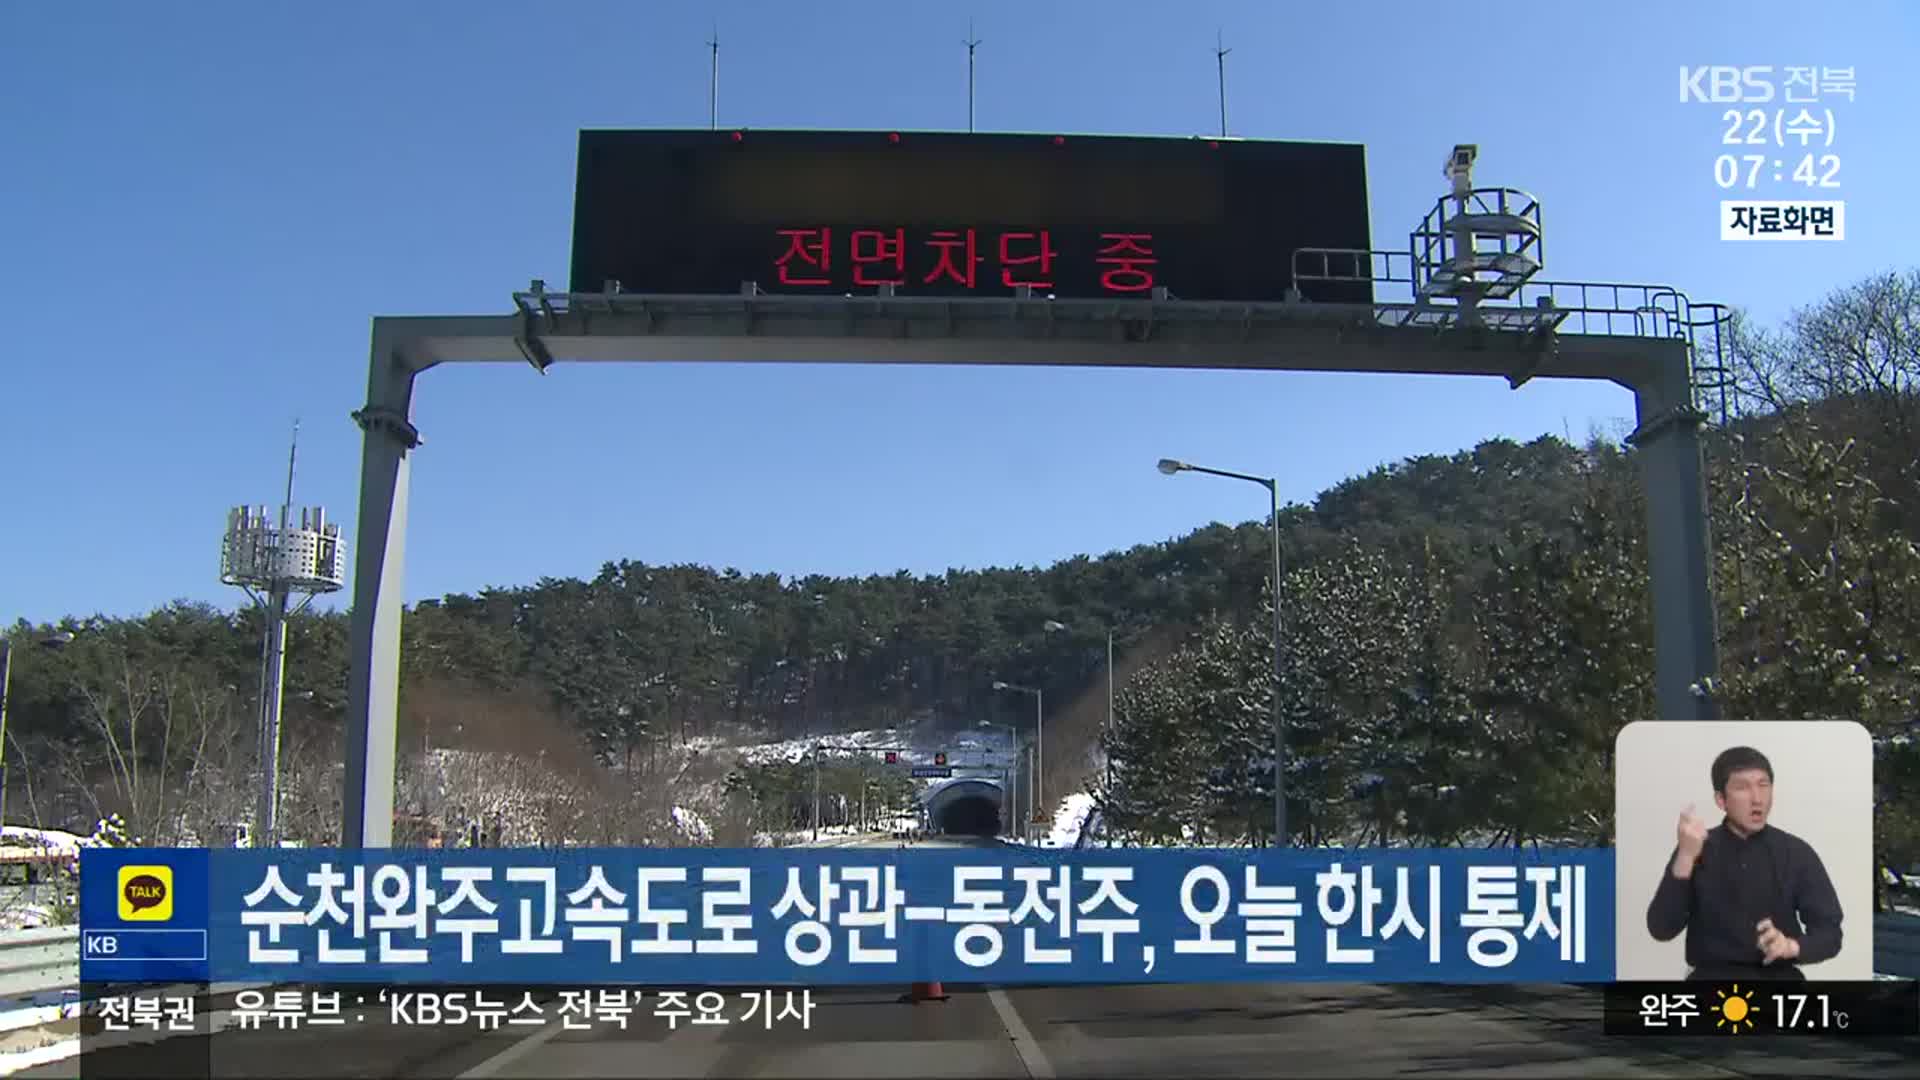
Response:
1603,980,1918,1038
1770,990,1841,1030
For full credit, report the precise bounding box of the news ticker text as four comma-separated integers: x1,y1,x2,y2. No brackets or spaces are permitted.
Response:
82,984,816,1036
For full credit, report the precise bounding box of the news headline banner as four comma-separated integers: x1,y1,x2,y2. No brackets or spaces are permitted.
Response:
80,847,1614,985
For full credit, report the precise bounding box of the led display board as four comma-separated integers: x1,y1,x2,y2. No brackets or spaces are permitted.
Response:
568,129,1372,303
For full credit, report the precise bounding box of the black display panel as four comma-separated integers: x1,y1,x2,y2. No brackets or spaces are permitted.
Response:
568,130,1373,304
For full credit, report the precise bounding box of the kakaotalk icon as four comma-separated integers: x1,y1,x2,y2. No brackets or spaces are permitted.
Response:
117,865,174,921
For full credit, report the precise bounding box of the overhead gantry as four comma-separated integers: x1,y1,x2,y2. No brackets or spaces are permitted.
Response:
336,149,1730,847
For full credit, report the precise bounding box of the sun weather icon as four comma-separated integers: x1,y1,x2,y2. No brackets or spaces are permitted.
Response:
1712,984,1756,1033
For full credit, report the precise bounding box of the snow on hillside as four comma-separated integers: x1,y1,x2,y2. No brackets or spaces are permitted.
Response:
999,791,1097,849
681,734,729,755
671,806,713,845
1046,792,1096,847
734,726,1018,767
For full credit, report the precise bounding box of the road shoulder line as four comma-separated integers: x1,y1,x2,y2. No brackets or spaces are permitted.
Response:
987,987,1054,1080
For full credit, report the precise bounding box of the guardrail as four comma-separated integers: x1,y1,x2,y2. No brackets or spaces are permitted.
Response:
0,927,76,1001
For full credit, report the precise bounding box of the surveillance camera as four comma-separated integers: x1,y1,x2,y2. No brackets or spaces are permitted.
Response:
1445,144,1477,176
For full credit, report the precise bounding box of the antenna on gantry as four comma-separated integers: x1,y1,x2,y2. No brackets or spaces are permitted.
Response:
965,20,983,132
283,418,299,509
1215,30,1231,137
707,23,720,130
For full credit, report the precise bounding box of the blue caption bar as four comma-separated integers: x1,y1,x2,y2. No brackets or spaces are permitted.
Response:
84,847,1617,985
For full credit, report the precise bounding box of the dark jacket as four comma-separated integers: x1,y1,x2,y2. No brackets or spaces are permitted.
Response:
1646,820,1843,972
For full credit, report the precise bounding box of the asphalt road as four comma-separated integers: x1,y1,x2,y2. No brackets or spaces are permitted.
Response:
23,834,1920,1079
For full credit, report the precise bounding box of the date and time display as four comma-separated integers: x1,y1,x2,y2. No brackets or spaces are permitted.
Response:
1680,65,1854,241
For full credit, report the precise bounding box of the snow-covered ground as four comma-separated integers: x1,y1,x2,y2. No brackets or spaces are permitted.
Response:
0,826,86,859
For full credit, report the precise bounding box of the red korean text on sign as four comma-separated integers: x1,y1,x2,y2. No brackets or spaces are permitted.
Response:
775,228,833,286
998,231,1057,289
1096,233,1157,293
851,229,907,287
924,229,979,289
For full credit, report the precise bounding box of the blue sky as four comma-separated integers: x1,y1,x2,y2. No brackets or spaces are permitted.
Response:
3,1,1916,627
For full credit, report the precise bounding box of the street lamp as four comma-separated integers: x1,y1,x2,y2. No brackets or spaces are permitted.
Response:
1158,456,1288,847
991,679,1043,840
0,631,78,826
811,742,822,843
977,719,1018,838
1044,619,1116,796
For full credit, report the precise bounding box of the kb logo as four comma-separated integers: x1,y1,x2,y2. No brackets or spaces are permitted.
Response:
117,865,174,922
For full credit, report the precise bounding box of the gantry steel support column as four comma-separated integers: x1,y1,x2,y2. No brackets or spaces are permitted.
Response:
342,325,423,849
1628,352,1720,723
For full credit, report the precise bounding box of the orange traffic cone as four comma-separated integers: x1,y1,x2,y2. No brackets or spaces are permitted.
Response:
901,981,949,1003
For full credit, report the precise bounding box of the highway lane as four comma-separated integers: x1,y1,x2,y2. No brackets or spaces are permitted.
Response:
433,834,1920,1080
21,833,1920,1079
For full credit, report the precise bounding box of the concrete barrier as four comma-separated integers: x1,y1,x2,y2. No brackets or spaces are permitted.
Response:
1873,910,1920,978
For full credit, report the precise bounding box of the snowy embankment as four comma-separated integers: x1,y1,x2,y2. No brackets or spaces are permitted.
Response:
0,826,90,930
1045,792,1097,847
0,827,85,860
1001,792,1098,849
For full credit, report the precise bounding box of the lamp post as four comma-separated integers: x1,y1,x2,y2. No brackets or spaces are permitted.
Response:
977,719,1018,838
991,680,1043,841
0,631,77,826
1044,619,1115,794
1158,456,1288,847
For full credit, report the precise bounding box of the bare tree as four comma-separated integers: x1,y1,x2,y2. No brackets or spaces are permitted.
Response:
58,646,251,845
1733,269,1920,462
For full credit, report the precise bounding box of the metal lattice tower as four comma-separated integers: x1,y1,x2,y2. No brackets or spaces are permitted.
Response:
220,422,345,846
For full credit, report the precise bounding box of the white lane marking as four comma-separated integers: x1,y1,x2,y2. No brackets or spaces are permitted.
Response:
0,1037,81,1073
456,1016,568,1079
987,988,1055,1080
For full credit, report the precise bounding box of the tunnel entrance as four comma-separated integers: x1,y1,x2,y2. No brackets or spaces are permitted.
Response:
933,795,1001,837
